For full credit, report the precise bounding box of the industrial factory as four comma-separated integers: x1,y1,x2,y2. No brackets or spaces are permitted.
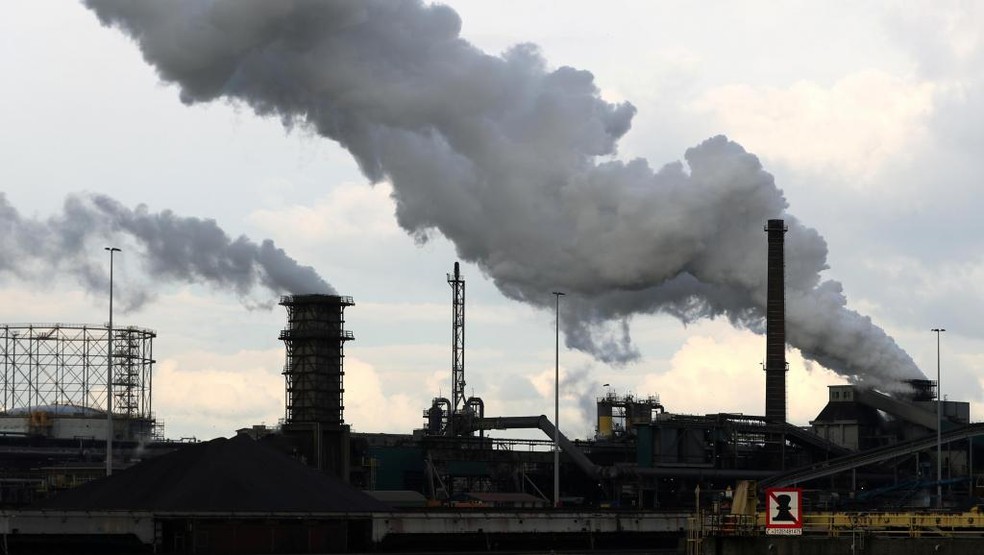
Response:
1,220,983,554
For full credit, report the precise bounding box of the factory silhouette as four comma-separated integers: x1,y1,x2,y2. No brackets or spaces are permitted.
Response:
1,219,980,554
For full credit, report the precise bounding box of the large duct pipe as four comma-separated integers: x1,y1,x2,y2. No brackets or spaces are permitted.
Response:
473,415,601,479
764,219,787,424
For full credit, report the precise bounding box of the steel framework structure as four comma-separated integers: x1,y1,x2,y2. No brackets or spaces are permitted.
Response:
279,295,354,425
448,262,465,413
0,323,155,417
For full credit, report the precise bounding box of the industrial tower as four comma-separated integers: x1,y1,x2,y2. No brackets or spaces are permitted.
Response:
423,262,485,437
279,294,354,481
449,261,466,415
764,219,788,424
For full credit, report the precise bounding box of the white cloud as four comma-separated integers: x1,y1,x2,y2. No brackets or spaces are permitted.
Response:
353,301,446,324
154,350,426,438
0,287,96,324
637,323,847,426
248,181,400,244
154,348,284,439
691,71,937,180
344,357,422,434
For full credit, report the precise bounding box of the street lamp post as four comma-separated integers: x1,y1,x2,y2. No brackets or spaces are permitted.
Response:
932,327,946,508
106,246,121,477
552,291,565,508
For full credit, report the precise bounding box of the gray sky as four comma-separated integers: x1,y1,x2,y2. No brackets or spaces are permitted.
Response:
2,1,982,440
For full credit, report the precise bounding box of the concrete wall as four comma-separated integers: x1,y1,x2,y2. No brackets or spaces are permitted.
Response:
813,421,860,451
0,415,150,441
0,415,109,438
52,417,108,439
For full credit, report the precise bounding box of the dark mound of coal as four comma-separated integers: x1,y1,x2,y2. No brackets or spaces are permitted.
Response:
36,435,390,512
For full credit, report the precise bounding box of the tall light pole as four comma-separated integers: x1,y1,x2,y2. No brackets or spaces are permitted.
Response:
552,291,565,508
932,327,946,508
105,246,121,477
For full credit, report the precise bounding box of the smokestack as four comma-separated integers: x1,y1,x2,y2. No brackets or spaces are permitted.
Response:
279,293,354,480
279,294,354,425
764,219,787,423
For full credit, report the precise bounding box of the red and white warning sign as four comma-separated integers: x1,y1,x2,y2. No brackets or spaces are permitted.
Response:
765,487,803,536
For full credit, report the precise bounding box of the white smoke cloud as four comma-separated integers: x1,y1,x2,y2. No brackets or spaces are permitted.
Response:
0,192,332,310
81,0,923,387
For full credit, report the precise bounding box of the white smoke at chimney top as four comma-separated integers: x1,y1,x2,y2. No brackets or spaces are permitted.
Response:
0,192,333,310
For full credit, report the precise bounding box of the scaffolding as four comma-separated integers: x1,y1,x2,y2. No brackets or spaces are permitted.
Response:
0,323,156,418
279,295,354,425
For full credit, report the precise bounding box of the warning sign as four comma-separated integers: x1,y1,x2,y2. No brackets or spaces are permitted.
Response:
765,487,803,536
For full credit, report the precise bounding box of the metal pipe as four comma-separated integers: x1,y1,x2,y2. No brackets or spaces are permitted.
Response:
472,415,600,479
932,327,946,508
105,246,121,476
552,291,565,508
465,396,485,438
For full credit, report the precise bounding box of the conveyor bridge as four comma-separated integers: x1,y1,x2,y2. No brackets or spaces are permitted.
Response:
760,422,984,488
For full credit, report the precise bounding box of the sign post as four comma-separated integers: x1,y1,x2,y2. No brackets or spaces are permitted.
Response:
765,487,803,536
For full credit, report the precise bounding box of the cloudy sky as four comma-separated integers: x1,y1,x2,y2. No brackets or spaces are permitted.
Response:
2,1,983,441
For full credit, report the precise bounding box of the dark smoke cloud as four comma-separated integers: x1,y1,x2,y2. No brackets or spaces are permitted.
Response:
82,0,922,387
0,193,332,310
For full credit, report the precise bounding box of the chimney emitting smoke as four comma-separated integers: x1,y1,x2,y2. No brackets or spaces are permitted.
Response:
764,219,787,423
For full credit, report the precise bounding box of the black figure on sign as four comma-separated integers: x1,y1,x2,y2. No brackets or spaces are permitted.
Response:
773,494,795,522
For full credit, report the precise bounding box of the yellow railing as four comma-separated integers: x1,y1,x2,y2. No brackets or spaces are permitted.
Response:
699,508,984,539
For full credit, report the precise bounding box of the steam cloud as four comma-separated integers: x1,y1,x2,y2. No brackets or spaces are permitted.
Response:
0,192,332,309
82,0,921,387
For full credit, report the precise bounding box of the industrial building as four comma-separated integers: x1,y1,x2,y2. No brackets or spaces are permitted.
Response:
0,324,178,505
1,219,982,553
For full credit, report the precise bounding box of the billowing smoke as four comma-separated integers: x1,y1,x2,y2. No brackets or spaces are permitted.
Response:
0,192,332,309
82,0,921,387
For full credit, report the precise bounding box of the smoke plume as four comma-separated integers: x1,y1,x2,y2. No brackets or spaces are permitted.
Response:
0,192,332,310
82,0,922,387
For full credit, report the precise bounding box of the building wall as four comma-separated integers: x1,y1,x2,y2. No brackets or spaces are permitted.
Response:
0,415,150,441
813,422,860,451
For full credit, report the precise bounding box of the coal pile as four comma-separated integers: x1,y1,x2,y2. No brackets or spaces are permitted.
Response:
36,435,391,512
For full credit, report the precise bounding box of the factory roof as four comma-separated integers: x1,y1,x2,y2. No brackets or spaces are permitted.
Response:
36,435,391,512
812,401,886,427
2,404,104,417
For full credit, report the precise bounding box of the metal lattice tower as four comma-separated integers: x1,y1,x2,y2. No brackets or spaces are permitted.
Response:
448,262,466,413
279,295,354,425
113,329,154,417
1,323,155,417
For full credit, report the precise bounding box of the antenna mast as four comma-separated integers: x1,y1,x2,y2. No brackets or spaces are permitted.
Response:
449,262,466,415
